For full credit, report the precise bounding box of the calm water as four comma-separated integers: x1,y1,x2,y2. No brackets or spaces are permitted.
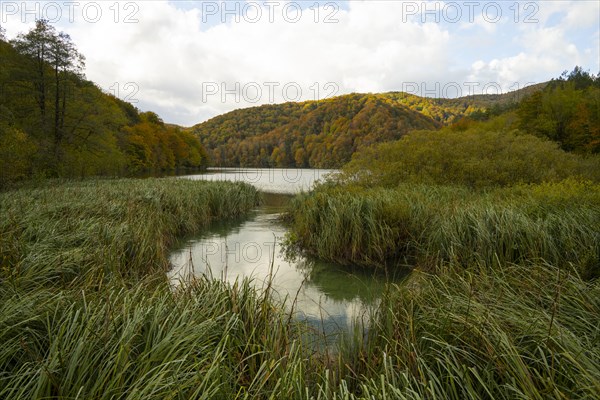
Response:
181,167,337,194
170,169,402,332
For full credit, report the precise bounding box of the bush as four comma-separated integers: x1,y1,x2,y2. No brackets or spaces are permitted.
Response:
286,181,600,277
343,123,600,188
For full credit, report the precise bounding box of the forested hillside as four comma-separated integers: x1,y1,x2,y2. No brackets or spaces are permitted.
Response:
0,21,207,187
191,71,596,168
191,93,446,168
190,91,506,168
189,83,550,168
517,68,599,153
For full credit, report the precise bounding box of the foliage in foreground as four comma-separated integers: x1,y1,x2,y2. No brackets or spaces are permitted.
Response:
286,180,600,278
1,179,599,399
0,178,260,287
0,277,310,399
1,263,598,399
336,263,600,399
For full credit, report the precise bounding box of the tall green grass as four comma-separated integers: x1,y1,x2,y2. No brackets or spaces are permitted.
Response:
2,178,599,398
328,263,600,399
0,276,319,399
286,179,600,278
0,178,261,288
2,264,597,399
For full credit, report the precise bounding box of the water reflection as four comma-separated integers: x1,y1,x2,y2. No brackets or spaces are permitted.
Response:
169,204,388,331
170,169,405,333
181,168,337,194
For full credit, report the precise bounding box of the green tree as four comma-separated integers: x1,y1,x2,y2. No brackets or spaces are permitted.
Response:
11,20,85,166
1,20,207,180
518,67,599,153
0,122,37,187
344,118,600,188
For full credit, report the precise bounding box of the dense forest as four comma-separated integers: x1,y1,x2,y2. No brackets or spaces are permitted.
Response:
517,68,600,153
192,94,444,167
0,21,207,187
190,93,470,168
191,71,598,167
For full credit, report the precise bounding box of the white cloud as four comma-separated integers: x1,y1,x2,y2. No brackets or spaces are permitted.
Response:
1,0,598,125
465,1,599,94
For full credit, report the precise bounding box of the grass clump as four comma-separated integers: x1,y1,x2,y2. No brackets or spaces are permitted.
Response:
0,276,317,399
331,263,600,399
1,178,599,398
286,180,600,278
0,178,261,287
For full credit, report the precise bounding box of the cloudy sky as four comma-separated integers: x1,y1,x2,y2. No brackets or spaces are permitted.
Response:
1,0,598,126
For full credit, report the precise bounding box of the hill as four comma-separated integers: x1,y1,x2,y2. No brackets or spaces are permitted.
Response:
0,21,207,187
190,84,549,168
192,94,444,168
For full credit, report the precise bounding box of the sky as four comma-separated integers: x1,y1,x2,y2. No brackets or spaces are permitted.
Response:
1,0,599,126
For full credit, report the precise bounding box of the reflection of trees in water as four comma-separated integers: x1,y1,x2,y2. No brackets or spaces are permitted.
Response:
170,210,258,253
262,192,293,209
289,253,406,303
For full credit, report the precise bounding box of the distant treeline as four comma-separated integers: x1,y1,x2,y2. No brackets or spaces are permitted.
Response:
0,21,207,188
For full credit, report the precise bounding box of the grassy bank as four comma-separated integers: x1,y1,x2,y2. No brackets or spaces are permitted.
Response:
283,177,600,398
3,262,598,399
1,178,599,398
0,178,261,288
286,180,600,278
333,263,600,399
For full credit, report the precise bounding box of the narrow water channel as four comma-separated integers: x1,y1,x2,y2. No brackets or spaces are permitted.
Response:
169,169,402,334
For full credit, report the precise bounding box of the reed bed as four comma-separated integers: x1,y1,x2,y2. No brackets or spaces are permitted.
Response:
329,263,600,399
2,264,597,399
0,178,261,288
0,275,322,399
286,179,600,278
1,178,599,398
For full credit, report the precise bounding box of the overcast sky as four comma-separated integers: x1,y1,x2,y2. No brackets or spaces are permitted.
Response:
1,0,598,126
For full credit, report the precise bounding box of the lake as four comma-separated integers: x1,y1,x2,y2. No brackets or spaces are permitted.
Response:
169,168,402,334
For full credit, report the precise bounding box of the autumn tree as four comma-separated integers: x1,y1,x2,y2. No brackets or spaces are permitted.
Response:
11,20,85,166
118,112,207,172
518,67,599,153
1,20,207,181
